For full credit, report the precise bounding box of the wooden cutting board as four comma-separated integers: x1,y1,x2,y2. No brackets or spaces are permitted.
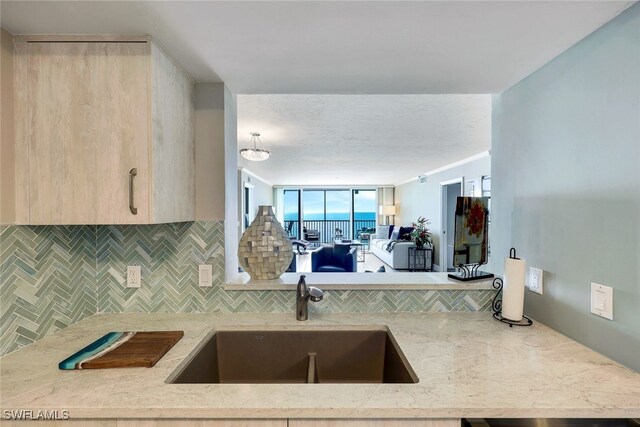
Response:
59,331,184,370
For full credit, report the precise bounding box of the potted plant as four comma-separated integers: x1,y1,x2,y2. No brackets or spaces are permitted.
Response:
410,216,432,249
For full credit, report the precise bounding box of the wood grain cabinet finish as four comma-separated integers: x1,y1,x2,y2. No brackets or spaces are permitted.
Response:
1,420,287,426
289,420,460,427
13,36,195,224
1,420,459,426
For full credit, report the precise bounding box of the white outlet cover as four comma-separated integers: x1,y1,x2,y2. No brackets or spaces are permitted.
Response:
127,266,141,288
199,265,213,287
528,267,543,294
590,282,613,320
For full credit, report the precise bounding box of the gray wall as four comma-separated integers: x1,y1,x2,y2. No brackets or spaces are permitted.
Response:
491,3,640,371
1,28,15,224
394,155,491,271
224,87,239,279
194,83,226,221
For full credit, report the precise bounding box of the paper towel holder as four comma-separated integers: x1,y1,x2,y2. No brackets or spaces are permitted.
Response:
491,248,533,327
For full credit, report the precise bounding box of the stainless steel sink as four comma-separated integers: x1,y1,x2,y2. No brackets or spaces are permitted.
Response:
167,327,418,384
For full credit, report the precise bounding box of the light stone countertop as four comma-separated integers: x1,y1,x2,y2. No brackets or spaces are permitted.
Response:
224,272,495,290
1,312,639,420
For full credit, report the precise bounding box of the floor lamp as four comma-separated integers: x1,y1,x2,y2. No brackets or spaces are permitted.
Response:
379,205,396,226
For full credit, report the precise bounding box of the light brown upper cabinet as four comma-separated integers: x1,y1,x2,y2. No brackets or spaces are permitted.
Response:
13,36,195,224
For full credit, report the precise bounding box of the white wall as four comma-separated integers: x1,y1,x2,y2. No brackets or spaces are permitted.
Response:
240,170,273,218
394,154,491,271
492,3,639,371
238,169,274,241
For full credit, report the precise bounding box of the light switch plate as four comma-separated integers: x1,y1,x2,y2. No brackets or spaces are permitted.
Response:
590,282,613,320
199,265,213,287
127,266,141,288
528,267,543,294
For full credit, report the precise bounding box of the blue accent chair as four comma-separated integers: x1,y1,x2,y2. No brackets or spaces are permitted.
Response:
311,244,357,273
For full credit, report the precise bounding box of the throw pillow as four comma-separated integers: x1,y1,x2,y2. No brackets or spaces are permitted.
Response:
388,225,395,238
399,226,414,240
390,228,400,240
376,225,390,240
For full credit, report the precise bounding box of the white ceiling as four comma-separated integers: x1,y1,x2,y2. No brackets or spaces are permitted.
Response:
237,95,491,186
1,1,634,94
3,1,632,185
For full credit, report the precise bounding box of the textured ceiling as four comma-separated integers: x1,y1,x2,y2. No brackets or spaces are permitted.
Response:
237,95,491,186
1,1,633,93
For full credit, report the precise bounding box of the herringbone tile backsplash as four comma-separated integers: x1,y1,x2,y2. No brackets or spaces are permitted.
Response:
1,220,493,356
1,225,96,356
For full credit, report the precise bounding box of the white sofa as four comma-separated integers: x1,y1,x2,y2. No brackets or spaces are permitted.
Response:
370,236,416,270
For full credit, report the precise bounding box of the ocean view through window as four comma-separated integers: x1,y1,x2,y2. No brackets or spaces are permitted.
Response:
283,189,377,243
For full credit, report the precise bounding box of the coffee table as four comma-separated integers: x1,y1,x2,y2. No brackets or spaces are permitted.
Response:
334,239,365,262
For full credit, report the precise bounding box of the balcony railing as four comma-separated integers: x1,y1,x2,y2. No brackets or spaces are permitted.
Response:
284,219,377,244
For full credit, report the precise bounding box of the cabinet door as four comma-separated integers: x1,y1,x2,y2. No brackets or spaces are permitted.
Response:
25,42,149,224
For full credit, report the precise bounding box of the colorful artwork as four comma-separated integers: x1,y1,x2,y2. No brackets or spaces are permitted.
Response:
453,197,490,266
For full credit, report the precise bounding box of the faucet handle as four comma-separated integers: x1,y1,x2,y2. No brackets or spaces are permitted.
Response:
308,286,324,302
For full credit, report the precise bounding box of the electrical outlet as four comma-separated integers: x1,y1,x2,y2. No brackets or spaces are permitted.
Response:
591,283,613,320
127,266,141,288
199,265,212,287
528,267,543,294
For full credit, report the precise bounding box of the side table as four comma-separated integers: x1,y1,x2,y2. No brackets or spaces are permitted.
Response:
408,247,432,272
359,233,371,253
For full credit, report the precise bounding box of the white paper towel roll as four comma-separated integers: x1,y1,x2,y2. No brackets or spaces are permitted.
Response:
502,256,526,321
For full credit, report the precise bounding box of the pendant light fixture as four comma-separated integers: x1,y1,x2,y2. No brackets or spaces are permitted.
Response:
240,132,270,161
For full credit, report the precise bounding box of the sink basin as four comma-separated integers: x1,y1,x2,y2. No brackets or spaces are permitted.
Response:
167,327,418,384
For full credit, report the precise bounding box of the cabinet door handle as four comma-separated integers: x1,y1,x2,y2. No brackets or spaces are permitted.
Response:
129,168,138,215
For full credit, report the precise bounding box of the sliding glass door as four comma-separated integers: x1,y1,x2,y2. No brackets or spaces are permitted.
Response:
283,190,301,239
302,190,350,243
352,189,377,238
282,188,378,244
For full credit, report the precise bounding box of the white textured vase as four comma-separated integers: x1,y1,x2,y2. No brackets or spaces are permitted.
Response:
238,205,294,280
